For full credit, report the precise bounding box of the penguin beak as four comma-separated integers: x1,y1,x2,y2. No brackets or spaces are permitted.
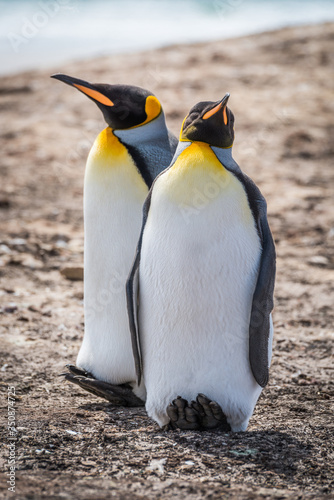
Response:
51,73,114,107
202,93,230,123
220,93,230,107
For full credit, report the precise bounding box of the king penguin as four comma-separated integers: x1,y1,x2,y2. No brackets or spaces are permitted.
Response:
127,93,276,428
52,74,177,405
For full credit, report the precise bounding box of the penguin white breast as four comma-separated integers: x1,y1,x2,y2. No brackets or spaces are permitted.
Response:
77,127,148,389
139,142,263,430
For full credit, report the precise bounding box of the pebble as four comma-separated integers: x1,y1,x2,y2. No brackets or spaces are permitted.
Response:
60,266,83,281
4,303,18,313
308,255,329,267
9,238,27,246
147,458,167,474
0,244,12,255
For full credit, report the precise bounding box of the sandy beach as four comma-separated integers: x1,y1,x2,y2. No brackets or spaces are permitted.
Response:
0,22,333,499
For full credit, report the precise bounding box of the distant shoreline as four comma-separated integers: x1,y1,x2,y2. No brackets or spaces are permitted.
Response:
1,17,334,78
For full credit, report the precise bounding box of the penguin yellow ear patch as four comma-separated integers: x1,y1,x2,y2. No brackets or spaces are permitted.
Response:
143,95,162,124
73,84,114,106
179,115,188,141
128,95,161,129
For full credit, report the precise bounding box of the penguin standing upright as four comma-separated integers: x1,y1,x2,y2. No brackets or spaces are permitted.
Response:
52,74,177,405
127,93,276,428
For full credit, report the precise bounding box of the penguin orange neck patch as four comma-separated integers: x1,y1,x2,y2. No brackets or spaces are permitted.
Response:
88,127,128,167
172,142,229,176
73,84,114,107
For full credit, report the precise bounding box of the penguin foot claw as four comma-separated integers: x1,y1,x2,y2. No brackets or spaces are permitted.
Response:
61,366,144,407
166,396,201,430
191,393,231,431
166,394,231,432
65,364,93,378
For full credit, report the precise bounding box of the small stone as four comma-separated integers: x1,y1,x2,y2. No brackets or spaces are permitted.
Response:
4,303,17,313
55,239,68,249
81,460,96,466
28,305,39,312
60,267,83,281
0,199,10,208
0,244,12,255
147,458,167,474
9,238,27,246
308,255,328,267
21,255,43,269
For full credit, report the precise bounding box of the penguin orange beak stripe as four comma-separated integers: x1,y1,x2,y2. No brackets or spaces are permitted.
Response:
73,84,114,106
203,101,224,120
203,93,230,124
223,107,228,125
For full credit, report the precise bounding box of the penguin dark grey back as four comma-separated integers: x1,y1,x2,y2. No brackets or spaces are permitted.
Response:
127,93,276,431
52,73,177,405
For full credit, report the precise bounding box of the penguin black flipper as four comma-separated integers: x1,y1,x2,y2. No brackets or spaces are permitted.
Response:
212,148,276,388
126,191,154,385
236,175,276,387
248,205,276,387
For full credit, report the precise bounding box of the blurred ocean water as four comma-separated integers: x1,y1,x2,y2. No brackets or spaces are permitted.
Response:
1,0,334,75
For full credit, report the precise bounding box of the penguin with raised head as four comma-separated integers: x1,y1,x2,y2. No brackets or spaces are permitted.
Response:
127,93,276,428
52,74,177,405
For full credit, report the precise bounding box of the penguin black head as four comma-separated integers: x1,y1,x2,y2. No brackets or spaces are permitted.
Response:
180,93,234,148
51,73,162,130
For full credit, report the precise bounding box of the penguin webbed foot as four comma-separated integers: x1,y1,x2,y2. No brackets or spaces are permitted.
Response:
66,364,93,378
61,365,144,407
166,393,231,432
167,396,201,430
191,393,231,431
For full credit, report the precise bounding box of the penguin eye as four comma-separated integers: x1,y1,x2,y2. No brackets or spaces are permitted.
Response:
183,111,200,129
188,111,200,122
